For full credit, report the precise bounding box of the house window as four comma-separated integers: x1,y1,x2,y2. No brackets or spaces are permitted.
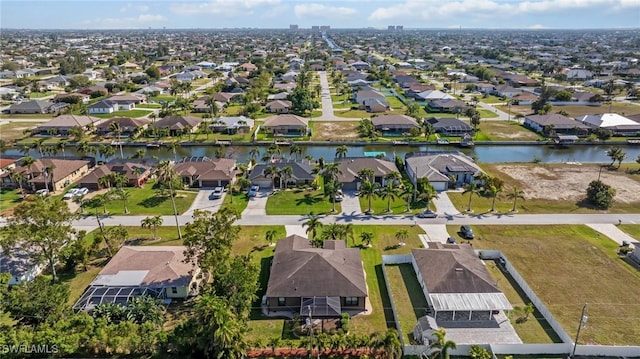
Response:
345,297,358,306
278,297,286,306
171,287,178,294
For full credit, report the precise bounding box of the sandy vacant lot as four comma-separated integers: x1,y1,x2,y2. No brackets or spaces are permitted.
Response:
495,164,640,203
312,122,360,141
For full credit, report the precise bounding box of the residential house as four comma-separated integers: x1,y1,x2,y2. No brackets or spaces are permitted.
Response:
370,114,420,136
267,92,290,101
78,85,109,96
95,117,149,137
250,161,314,189
351,61,371,71
495,71,538,87
265,235,367,316
415,90,455,102
153,115,203,136
475,83,496,95
405,151,482,191
335,157,399,190
192,95,222,113
88,99,119,114
0,158,18,177
425,117,473,137
53,92,90,104
78,159,155,189
309,64,325,71
524,114,590,137
42,75,69,89
73,246,201,311
108,94,147,110
3,158,92,192
36,115,102,136
426,99,471,114
565,68,593,80
576,113,640,136
411,243,513,344
238,62,258,72
492,85,522,98
174,157,236,188
209,116,254,134
8,100,60,114
355,89,389,113
266,100,293,114
262,114,309,137
393,74,421,88
405,83,436,99
512,92,538,105
0,247,44,285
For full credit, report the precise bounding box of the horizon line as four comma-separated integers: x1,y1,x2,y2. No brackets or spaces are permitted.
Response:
1,27,639,31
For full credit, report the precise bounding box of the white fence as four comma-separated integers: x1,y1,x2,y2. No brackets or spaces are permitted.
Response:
575,345,640,357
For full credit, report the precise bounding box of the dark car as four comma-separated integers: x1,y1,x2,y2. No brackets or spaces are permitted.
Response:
417,210,438,218
460,225,475,239
446,237,457,244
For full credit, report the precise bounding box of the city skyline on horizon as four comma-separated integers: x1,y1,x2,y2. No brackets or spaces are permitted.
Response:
1,0,639,30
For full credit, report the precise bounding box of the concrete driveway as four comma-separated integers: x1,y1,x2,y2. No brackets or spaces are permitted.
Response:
419,224,452,244
241,189,270,216
340,190,361,215
184,189,225,216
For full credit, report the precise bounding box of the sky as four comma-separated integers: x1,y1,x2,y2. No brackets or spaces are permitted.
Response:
1,0,639,30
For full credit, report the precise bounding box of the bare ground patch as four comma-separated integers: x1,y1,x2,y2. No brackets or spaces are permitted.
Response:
312,121,360,141
495,164,640,203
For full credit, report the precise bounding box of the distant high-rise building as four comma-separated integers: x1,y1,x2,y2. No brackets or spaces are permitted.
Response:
311,25,320,31
388,25,396,31
396,25,403,31
389,25,403,31
289,24,298,30
320,25,330,30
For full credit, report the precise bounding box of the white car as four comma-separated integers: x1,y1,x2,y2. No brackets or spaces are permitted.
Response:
210,187,224,199
248,185,259,197
35,189,49,197
63,189,80,200
75,187,89,197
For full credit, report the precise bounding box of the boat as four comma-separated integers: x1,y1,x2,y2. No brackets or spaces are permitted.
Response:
146,143,160,148
627,139,640,145
392,140,408,145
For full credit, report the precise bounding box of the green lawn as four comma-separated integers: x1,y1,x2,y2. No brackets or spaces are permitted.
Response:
478,109,499,118
221,189,250,215
0,113,54,120
334,109,373,118
0,188,22,212
0,121,40,141
90,182,196,216
449,224,640,345
479,95,505,104
266,188,339,215
28,91,57,98
150,95,175,103
386,96,406,109
358,194,427,215
331,93,351,103
90,109,152,118
484,261,561,343
618,224,640,240
385,264,429,344
136,103,161,109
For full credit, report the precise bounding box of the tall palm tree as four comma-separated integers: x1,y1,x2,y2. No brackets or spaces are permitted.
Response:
279,166,293,189
429,327,457,359
167,141,179,162
109,122,124,159
118,189,131,214
381,329,402,359
401,182,414,212
302,212,323,240
358,180,378,214
100,144,116,162
335,145,348,159
321,162,343,183
487,185,502,212
263,165,279,189
357,167,375,183
76,141,91,157
11,171,26,198
379,181,398,213
289,143,301,161
32,138,46,157
506,187,525,212
141,215,163,240
43,165,55,192
249,146,260,163
156,160,182,239
265,229,278,246
324,180,341,213
20,156,35,181
462,181,480,213
418,182,439,212
56,140,68,158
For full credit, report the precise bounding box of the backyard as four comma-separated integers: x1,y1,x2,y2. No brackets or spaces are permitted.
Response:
498,102,640,118
90,109,153,118
0,121,40,141
0,188,21,213
448,163,640,214
472,121,542,141
618,224,640,240
449,224,640,345
310,121,360,141
384,263,429,344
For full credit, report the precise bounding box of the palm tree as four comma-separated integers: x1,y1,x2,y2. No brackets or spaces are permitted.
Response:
56,140,68,158
32,138,46,157
141,215,163,240
131,149,146,159
335,145,348,159
43,165,54,192
156,160,182,239
359,180,378,214
20,156,35,182
360,231,374,247
606,147,623,167
265,229,278,246
486,185,502,212
381,329,402,359
429,327,457,359
11,171,26,198
302,212,323,240
321,162,343,183
279,166,293,189
76,141,91,157
167,141,179,162
417,182,439,212
462,181,480,213
267,337,281,355
395,229,408,246
100,144,116,161
324,180,341,213
109,122,124,159
506,186,525,212
289,143,301,161
249,146,260,163
357,167,375,183
379,182,398,213
118,189,131,214
401,182,414,212
263,165,279,189
321,223,343,240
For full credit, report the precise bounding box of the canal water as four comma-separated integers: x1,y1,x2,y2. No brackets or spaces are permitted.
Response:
3,144,640,164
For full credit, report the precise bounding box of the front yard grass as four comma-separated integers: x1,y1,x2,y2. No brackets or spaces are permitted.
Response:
265,188,339,215
90,109,152,118
450,224,640,345
221,189,250,215
0,188,22,212
618,224,640,240
479,95,505,104
358,194,427,215
96,182,196,216
478,109,499,118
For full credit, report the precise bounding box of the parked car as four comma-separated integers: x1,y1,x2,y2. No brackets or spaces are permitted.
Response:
210,187,224,199
446,237,457,244
35,189,49,197
334,190,343,202
417,210,438,218
63,188,79,200
75,187,89,197
248,185,259,197
460,225,475,239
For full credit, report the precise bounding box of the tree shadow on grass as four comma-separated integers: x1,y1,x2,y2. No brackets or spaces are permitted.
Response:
295,193,324,206
139,196,169,208
374,264,396,330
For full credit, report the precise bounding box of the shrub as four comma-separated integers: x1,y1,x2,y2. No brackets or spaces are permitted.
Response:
586,180,616,209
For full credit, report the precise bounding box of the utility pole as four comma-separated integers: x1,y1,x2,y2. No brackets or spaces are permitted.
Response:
570,303,588,358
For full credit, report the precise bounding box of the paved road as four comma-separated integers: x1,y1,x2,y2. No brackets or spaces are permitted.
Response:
315,71,345,121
